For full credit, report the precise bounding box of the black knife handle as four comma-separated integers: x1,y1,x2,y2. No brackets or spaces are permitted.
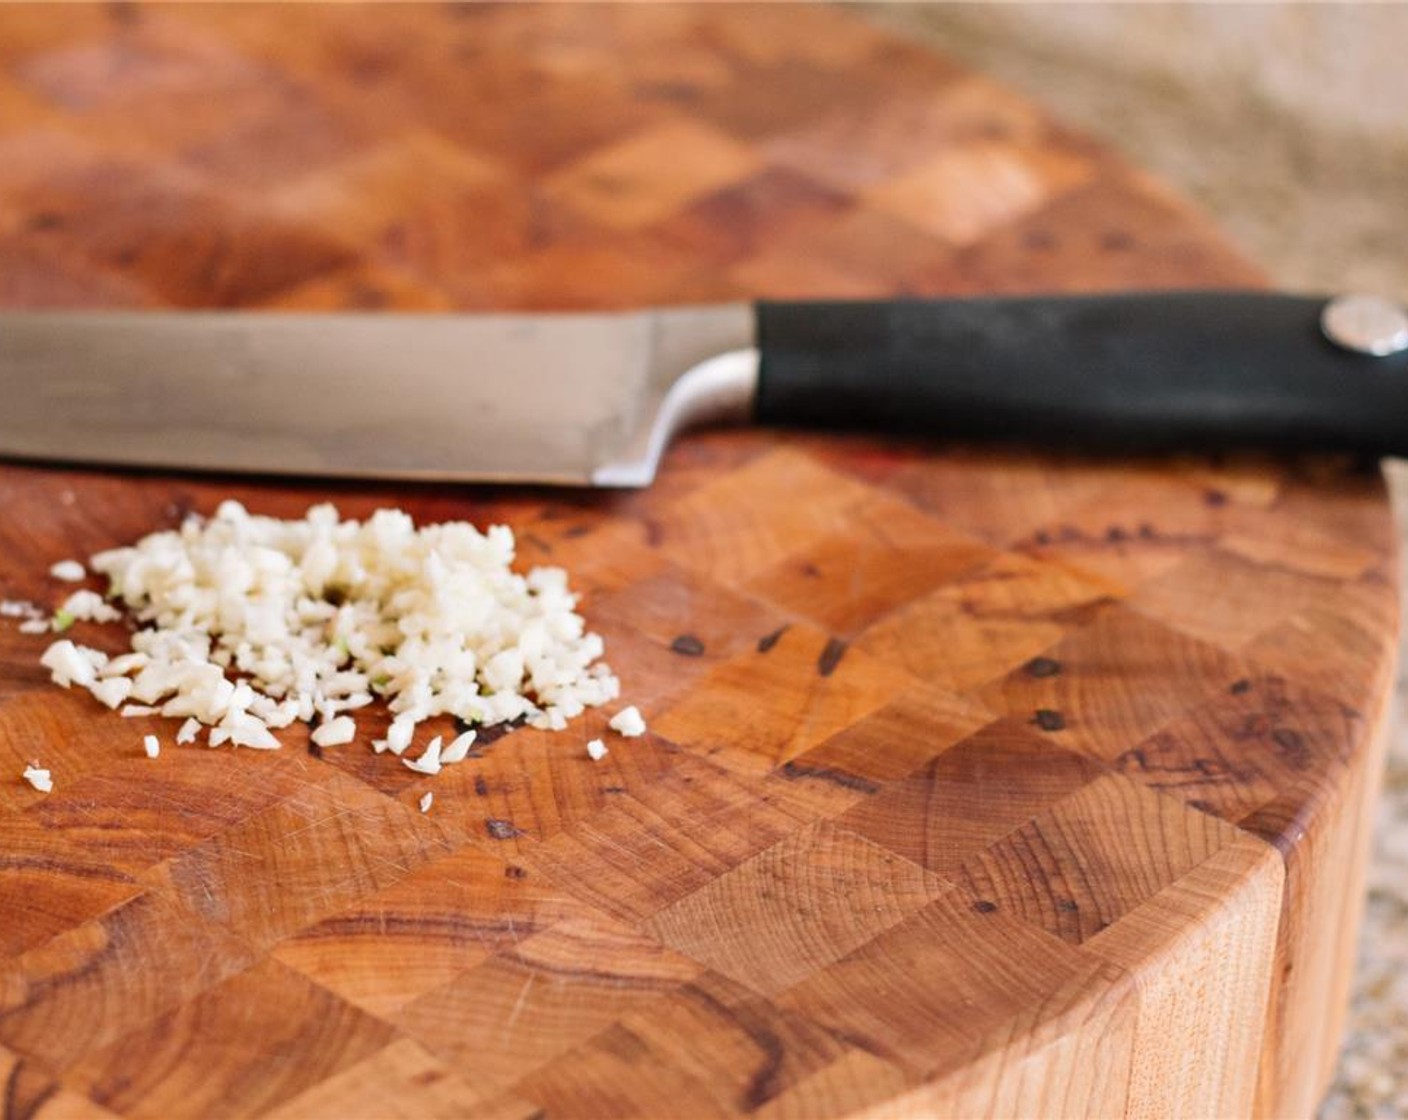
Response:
754,292,1408,455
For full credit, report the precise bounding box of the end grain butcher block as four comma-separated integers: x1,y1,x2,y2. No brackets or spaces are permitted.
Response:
0,5,1396,1118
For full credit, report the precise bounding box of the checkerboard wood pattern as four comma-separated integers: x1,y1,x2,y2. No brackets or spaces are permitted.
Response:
0,5,1396,1118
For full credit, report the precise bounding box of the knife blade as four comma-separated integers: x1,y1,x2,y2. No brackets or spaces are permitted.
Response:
0,291,1404,487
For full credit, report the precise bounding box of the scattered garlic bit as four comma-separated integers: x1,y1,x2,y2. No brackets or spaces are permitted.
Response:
608,706,646,738
57,589,120,624
38,502,622,759
101,652,147,677
22,764,52,793
419,791,433,814
90,677,133,710
49,560,86,582
311,716,356,748
403,735,443,775
143,734,160,759
586,738,608,761
440,729,477,765
40,639,101,689
176,718,201,745
4,598,49,636
222,711,280,749
385,715,416,757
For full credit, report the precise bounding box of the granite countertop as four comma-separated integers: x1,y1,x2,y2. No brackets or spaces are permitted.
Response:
1321,464,1408,1119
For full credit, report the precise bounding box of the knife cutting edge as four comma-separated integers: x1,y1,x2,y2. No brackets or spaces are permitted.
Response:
0,291,1404,488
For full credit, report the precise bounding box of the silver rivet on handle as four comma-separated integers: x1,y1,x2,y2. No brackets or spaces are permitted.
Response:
1321,294,1408,357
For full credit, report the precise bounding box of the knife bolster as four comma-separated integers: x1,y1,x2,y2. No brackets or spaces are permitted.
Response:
592,348,759,487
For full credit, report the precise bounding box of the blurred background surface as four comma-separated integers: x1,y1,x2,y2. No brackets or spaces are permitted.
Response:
861,6,1408,1114
861,4,1408,296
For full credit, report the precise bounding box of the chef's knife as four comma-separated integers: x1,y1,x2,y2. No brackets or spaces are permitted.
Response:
0,291,1405,487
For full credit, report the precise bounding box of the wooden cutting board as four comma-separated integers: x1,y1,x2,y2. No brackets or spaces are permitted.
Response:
0,5,1397,1118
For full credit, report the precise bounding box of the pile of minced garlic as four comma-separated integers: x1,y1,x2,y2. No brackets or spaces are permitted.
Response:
26,502,645,791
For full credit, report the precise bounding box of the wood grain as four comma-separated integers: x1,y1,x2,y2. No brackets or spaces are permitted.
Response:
0,4,1396,1118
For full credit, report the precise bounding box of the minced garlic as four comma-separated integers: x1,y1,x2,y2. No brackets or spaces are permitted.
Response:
38,503,622,767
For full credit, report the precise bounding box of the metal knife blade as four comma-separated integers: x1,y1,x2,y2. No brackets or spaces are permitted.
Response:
0,306,758,487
